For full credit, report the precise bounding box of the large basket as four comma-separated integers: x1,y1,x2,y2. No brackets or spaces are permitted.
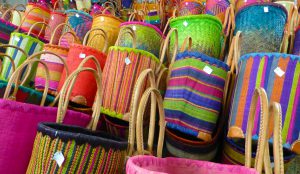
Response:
164,51,229,141
170,15,223,59
234,3,288,55
228,52,300,154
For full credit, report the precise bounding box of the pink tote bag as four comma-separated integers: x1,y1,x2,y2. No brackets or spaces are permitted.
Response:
0,59,95,174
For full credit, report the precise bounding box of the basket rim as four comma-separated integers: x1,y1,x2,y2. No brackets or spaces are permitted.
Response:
239,52,300,64
93,14,124,23
120,22,164,38
66,9,92,19
44,44,69,51
235,2,288,20
27,2,51,13
170,14,222,29
37,122,128,149
50,11,67,17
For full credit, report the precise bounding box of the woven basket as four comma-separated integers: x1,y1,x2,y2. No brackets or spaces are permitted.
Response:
164,51,229,141
179,0,205,16
21,3,50,38
205,0,230,23
65,9,92,41
116,22,164,57
44,11,66,44
234,3,288,55
170,15,223,59
89,12,123,53
228,52,300,154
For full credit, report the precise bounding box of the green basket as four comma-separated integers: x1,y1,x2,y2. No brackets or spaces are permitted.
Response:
170,14,223,59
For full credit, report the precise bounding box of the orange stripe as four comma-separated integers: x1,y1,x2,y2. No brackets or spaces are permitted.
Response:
236,57,254,127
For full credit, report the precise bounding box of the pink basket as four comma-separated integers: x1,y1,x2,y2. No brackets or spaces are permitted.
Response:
126,156,259,174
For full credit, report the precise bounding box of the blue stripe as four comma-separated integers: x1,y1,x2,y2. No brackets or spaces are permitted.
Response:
6,36,23,79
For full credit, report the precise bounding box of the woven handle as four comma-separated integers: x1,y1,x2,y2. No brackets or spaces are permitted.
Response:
18,6,46,32
1,7,22,21
161,28,178,67
83,28,108,52
27,22,49,38
102,6,116,16
128,10,145,22
56,67,102,131
245,88,269,173
0,44,28,58
50,23,76,45
136,87,165,157
4,59,50,106
115,26,137,48
128,69,157,157
226,31,241,73
58,31,80,46
220,5,234,60
180,36,192,52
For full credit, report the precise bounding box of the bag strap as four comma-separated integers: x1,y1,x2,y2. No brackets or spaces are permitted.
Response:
115,26,137,49
0,53,16,76
56,67,102,130
128,69,157,157
1,7,22,22
4,59,50,107
180,36,192,52
50,23,76,45
159,28,178,71
27,22,49,38
0,44,28,58
102,6,116,16
226,30,241,73
58,31,80,46
18,6,46,32
83,28,108,52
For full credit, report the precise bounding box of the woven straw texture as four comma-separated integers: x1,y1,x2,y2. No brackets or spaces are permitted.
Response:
235,0,269,11
164,51,229,141
179,0,205,16
104,115,129,139
234,3,287,56
35,45,69,95
0,99,92,173
126,155,259,174
1,32,44,82
44,12,66,44
205,0,230,23
229,53,300,153
27,123,128,174
101,46,164,121
57,44,106,107
117,22,164,57
22,3,50,37
65,10,92,41
170,15,223,59
89,14,123,53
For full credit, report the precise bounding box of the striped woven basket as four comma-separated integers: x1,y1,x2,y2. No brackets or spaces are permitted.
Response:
234,3,288,55
164,51,229,142
228,53,300,154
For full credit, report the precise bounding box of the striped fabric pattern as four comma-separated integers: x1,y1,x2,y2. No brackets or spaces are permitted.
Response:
164,52,229,141
229,53,300,151
35,45,69,95
101,46,163,121
1,32,44,82
27,123,128,174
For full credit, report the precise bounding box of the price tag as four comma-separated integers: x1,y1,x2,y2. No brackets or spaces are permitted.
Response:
125,57,131,65
264,7,269,13
132,25,137,31
100,16,104,21
183,21,188,27
75,13,80,18
79,53,86,59
14,37,20,42
274,67,285,77
53,151,65,167
203,66,213,74
51,16,54,20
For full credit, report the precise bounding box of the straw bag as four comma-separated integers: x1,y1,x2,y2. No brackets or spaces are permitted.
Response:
27,67,128,174
44,1,67,43
101,28,174,121
57,29,107,107
89,8,123,53
35,24,80,95
21,3,51,37
234,3,288,55
64,9,92,41
205,0,230,23
0,59,93,174
227,32,300,154
179,0,205,16
169,14,224,59
116,20,164,57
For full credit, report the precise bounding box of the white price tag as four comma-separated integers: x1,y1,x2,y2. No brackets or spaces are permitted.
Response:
100,16,104,21
51,16,54,20
183,21,188,27
79,53,86,59
132,25,137,31
125,57,131,65
203,66,213,74
274,67,285,77
14,37,20,42
53,151,65,167
264,7,269,13
75,13,80,18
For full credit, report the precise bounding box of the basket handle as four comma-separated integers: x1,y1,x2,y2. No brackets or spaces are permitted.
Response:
136,87,165,157
0,53,16,77
4,59,50,107
27,22,49,38
160,28,178,68
128,69,157,157
115,26,137,49
128,10,145,22
226,31,241,73
1,7,22,22
0,44,28,58
288,5,299,53
102,6,116,16
180,36,192,52
51,22,78,44
12,4,26,11
245,88,269,173
83,28,108,52
18,6,46,32
56,67,102,131
58,31,80,46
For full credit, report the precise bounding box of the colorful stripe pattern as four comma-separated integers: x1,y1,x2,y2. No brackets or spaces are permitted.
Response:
229,53,300,150
22,3,51,38
234,3,287,55
101,46,163,121
1,32,44,84
27,123,128,174
0,18,18,53
205,0,230,23
65,10,92,41
44,12,67,44
35,45,69,95
164,52,229,141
